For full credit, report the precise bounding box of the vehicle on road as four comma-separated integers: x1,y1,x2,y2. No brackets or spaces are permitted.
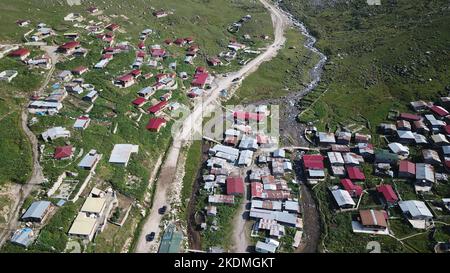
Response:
232,77,241,82
146,232,155,242
158,205,167,215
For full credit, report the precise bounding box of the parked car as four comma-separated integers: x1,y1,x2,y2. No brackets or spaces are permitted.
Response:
158,205,167,215
146,232,155,242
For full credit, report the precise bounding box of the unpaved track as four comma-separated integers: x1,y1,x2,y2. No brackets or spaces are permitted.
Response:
0,46,57,247
134,0,291,253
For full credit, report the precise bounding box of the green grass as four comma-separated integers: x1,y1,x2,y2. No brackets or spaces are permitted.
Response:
180,140,202,220
281,0,450,134
281,0,450,252
227,28,320,105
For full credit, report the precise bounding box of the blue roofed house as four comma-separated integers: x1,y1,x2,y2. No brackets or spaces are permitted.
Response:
21,201,52,223
10,228,34,247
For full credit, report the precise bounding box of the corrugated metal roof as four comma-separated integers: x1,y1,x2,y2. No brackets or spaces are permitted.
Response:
22,201,51,220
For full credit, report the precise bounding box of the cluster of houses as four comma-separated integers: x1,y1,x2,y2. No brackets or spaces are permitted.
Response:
301,96,450,236
196,106,304,253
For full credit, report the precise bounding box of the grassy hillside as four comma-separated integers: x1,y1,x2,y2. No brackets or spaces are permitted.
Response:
0,0,274,252
281,0,450,132
281,0,450,253
227,28,320,105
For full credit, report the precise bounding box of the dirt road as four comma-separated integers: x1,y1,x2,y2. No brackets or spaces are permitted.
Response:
133,0,291,253
0,45,57,247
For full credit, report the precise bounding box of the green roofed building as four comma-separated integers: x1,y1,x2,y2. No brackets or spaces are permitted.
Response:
374,149,399,164
158,223,183,253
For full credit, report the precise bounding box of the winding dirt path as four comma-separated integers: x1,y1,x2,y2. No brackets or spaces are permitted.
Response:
0,45,57,247
134,0,291,253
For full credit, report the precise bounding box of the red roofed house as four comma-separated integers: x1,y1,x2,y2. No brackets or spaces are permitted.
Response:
150,48,166,58
377,184,399,205
226,176,245,196
346,166,366,181
9,48,30,60
174,38,186,46
115,74,135,88
153,10,169,18
430,105,449,118
102,53,114,60
233,111,265,123
72,66,88,75
444,125,450,136
132,97,147,107
164,39,173,45
146,118,167,132
148,100,168,115
130,69,141,78
208,57,222,67
106,23,119,31
58,41,80,54
251,182,263,199
340,179,363,197
191,72,209,88
138,41,145,50
54,146,73,160
136,51,146,58
302,155,325,170
184,37,194,44
399,113,421,121
398,160,416,178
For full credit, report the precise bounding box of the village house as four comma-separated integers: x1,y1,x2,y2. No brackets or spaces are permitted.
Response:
331,188,356,209
379,123,397,135
16,20,30,27
410,100,430,112
346,166,365,181
8,48,30,61
106,23,120,31
431,133,449,147
430,105,449,119
54,145,74,160
146,118,167,132
388,142,410,158
415,163,435,191
58,41,81,55
341,179,363,198
238,150,254,167
399,200,433,229
83,90,98,103
78,150,101,170
57,70,73,82
73,116,91,130
109,144,139,167
336,131,352,145
398,160,415,178
115,74,135,88
138,86,155,98
0,70,18,82
354,133,371,144
318,132,336,145
226,176,245,196
41,126,70,142
208,194,235,205
153,10,169,18
148,100,168,115
376,184,398,206
132,97,147,107
21,201,52,223
10,228,34,248
352,209,389,235
423,149,442,165
72,66,88,76
397,120,412,131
